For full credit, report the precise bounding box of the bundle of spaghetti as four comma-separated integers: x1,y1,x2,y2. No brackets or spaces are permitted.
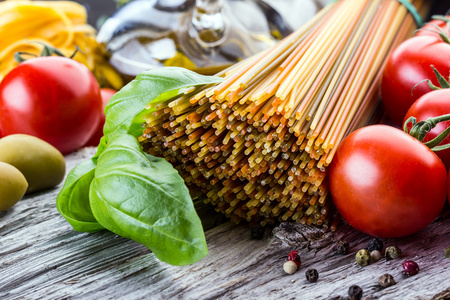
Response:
139,0,431,229
0,0,123,89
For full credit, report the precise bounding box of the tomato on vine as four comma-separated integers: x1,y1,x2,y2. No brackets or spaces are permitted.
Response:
381,15,450,126
404,67,450,170
329,122,448,238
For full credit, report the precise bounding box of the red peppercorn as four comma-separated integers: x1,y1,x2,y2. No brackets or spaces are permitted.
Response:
402,260,419,276
287,250,301,267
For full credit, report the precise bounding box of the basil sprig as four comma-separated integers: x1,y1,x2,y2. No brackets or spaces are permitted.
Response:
56,67,223,266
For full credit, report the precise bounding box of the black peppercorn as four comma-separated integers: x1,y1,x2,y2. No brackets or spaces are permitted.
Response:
305,268,319,283
335,240,349,255
367,238,383,252
378,273,396,287
348,285,363,300
250,224,265,240
385,246,402,260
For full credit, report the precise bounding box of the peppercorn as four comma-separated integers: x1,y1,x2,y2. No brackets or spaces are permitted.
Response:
283,260,298,275
348,285,363,300
367,238,383,252
355,249,370,266
445,246,450,258
305,268,319,283
402,260,419,276
287,250,301,267
378,273,396,287
250,224,265,240
385,246,402,260
370,250,382,262
335,240,350,255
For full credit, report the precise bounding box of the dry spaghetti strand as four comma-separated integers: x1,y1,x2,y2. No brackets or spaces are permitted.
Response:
140,0,430,229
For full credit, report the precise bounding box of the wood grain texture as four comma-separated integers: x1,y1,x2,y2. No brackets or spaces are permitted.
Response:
1,147,449,300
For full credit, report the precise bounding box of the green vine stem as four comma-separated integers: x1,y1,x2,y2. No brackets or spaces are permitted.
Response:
14,42,80,63
414,15,450,44
404,114,450,152
411,65,450,94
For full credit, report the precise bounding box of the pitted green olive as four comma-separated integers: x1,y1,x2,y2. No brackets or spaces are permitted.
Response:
0,134,65,193
0,162,28,211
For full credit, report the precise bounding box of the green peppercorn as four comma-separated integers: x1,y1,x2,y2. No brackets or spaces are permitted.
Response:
385,246,402,260
355,249,370,266
305,268,319,283
445,246,450,258
378,273,396,287
348,285,363,300
335,240,349,255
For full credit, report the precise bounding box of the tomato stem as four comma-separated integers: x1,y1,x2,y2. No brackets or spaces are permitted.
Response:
415,16,450,44
405,66,450,151
404,114,450,152
411,66,450,95
15,41,81,63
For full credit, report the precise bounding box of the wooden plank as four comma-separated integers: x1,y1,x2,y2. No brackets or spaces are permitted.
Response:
1,147,449,299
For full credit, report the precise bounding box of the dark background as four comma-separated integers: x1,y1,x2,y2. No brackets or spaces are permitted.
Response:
71,0,117,28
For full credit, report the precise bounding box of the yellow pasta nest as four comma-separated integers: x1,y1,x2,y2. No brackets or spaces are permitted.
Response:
0,0,123,89
139,0,429,229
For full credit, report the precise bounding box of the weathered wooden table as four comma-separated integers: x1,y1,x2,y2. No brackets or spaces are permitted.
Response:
1,147,449,299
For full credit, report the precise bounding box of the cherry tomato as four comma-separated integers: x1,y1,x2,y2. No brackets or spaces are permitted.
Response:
404,89,450,170
381,29,450,126
415,16,450,39
84,88,116,147
329,125,447,238
0,56,102,154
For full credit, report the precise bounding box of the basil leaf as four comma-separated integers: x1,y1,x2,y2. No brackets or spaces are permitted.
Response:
103,67,222,140
56,159,105,232
57,67,220,265
89,134,208,266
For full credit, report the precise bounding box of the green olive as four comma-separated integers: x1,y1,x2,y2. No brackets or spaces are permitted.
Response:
0,134,66,194
0,162,28,211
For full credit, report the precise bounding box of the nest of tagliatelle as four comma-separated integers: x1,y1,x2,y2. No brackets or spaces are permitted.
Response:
138,0,430,229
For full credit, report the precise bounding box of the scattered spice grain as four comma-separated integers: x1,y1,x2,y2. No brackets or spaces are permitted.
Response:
402,260,419,277
385,246,402,261
283,260,297,275
367,238,383,252
355,249,370,266
378,274,396,287
335,240,350,255
305,268,319,283
348,285,363,300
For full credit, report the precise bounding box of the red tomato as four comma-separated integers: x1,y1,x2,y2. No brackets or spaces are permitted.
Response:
404,89,450,170
0,56,102,154
415,17,450,39
84,88,116,147
381,31,450,126
329,125,447,238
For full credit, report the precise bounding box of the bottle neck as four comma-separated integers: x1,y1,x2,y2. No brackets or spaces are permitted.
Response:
190,0,227,46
